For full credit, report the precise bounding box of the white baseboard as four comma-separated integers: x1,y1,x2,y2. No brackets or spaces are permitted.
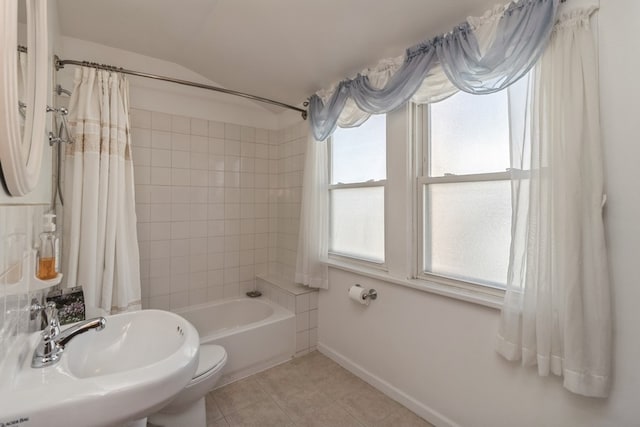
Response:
317,342,460,427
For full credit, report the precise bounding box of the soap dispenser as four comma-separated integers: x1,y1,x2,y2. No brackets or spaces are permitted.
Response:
37,213,59,280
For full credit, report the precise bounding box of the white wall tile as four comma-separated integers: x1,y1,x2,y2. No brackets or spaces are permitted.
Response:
171,239,190,257
309,292,318,310
295,293,310,314
130,109,151,129
171,169,190,186
189,271,207,289
170,291,189,309
172,150,190,169
151,130,172,149
209,121,225,138
172,186,191,203
210,138,225,156
172,115,190,134
296,312,309,332
150,185,172,204
171,274,190,293
172,133,190,151
207,284,224,301
150,203,172,222
189,288,208,305
190,136,209,154
149,240,171,259
296,330,310,352
309,328,318,348
131,111,288,315
223,283,239,298
225,124,241,140
151,112,171,131
309,309,318,329
149,276,171,296
150,167,171,185
149,295,170,310
191,118,208,136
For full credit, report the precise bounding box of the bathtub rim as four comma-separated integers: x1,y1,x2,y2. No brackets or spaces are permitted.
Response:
171,295,294,343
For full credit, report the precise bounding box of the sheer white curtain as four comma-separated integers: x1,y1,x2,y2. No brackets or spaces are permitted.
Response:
497,7,611,397
294,131,329,289
63,67,141,315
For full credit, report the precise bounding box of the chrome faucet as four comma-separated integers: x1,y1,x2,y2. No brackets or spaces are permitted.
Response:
30,301,106,368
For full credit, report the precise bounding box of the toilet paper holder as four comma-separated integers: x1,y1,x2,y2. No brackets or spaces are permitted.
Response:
354,284,378,301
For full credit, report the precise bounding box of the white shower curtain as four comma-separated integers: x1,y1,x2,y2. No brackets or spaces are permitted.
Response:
63,67,141,315
496,7,611,398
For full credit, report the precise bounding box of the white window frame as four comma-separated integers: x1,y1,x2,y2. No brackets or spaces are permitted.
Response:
413,103,511,293
324,104,505,308
327,119,388,269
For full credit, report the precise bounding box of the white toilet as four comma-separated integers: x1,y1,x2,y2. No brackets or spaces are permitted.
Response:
148,344,227,427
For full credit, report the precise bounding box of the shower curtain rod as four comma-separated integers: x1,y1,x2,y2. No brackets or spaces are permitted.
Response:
53,55,308,120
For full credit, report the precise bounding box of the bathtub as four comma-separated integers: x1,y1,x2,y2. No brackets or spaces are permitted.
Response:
173,297,295,386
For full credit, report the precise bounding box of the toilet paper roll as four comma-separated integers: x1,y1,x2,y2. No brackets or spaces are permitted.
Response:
348,285,370,306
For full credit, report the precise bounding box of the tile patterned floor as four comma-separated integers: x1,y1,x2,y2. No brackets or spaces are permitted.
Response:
205,351,434,427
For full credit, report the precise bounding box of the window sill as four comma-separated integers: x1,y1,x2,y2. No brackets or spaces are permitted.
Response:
326,259,504,310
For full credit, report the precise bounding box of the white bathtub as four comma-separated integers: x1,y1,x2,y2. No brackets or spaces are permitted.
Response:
173,297,295,386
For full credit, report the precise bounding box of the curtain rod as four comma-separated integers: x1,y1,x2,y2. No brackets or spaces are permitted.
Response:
53,55,308,120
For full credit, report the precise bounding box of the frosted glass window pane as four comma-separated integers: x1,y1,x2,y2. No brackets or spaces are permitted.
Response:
429,91,510,177
330,187,384,262
424,181,511,287
331,114,386,184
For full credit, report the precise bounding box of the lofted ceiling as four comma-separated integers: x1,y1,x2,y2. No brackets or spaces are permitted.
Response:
56,0,500,110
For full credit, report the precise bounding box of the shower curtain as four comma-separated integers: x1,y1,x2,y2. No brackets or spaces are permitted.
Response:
63,67,141,315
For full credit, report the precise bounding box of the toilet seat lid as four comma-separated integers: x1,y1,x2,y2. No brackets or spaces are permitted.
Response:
194,344,227,379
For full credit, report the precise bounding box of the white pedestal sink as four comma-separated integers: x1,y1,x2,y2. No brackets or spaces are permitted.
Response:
0,309,200,427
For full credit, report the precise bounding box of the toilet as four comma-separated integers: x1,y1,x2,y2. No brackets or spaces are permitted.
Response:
148,344,227,427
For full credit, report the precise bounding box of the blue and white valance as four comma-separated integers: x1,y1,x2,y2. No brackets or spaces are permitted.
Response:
308,0,560,141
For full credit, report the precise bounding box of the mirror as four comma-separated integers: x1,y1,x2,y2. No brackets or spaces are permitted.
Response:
0,0,48,196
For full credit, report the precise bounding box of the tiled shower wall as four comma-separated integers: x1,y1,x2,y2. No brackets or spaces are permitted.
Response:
130,108,294,310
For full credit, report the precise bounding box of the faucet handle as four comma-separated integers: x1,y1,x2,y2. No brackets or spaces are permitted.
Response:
42,301,58,321
30,301,57,317
30,301,60,337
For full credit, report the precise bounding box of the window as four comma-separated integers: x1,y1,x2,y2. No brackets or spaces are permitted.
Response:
417,91,512,289
329,114,386,264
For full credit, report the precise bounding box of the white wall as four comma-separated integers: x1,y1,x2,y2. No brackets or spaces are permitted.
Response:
317,1,640,426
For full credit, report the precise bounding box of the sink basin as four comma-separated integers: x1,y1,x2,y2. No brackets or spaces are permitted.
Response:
0,309,199,427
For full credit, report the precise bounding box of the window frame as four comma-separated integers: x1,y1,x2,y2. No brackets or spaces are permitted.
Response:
414,102,511,293
327,118,388,268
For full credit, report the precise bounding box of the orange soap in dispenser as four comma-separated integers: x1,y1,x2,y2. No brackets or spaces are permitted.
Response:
37,213,59,280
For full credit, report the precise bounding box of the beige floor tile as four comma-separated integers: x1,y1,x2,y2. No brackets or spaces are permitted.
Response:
293,402,365,427
272,387,334,424
208,351,428,427
212,377,270,416
371,407,435,427
315,366,372,401
225,397,294,427
207,416,230,427
206,392,224,421
338,384,403,425
254,362,308,399
290,352,342,385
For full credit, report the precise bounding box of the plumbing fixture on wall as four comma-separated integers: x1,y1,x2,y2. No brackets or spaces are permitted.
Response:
348,284,378,305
